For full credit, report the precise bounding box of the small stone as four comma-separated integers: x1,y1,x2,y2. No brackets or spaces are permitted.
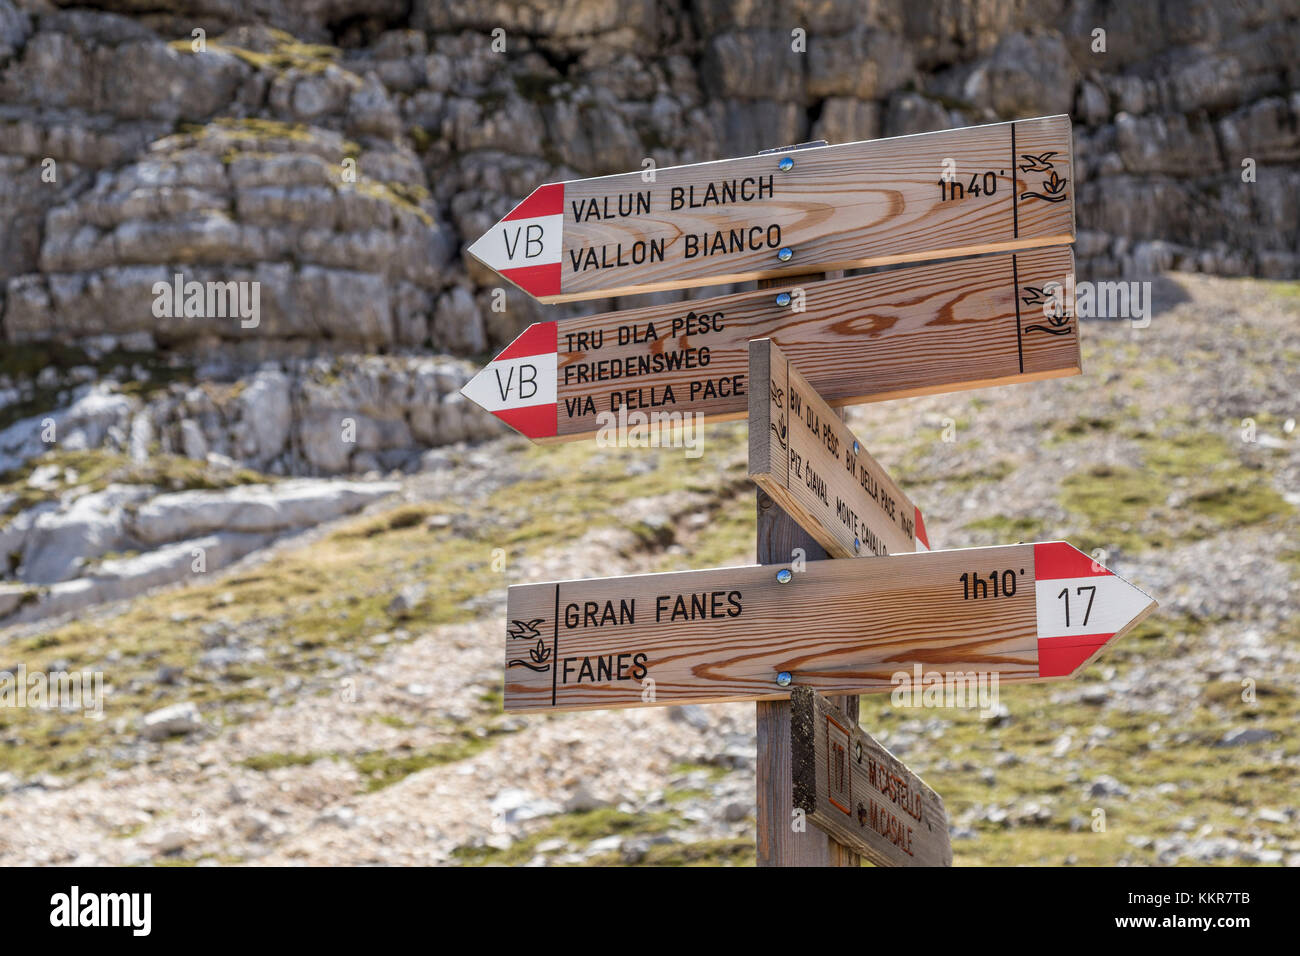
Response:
668,704,710,731
315,807,356,829
387,582,427,616
1216,728,1277,747
722,801,750,822
1087,775,1130,798
619,838,650,864
139,701,202,741
149,829,190,855
563,784,608,814
490,788,560,824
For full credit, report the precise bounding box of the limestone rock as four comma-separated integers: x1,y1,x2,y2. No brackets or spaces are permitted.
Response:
128,480,399,545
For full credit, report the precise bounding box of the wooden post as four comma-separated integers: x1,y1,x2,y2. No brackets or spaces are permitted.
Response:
756,481,862,866
750,163,859,863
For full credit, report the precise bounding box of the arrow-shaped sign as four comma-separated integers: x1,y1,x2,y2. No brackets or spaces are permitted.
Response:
749,338,927,559
463,245,1078,441
790,687,952,867
468,115,1074,303
502,542,1155,713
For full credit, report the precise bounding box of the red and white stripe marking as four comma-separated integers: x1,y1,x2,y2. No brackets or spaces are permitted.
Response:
913,507,930,551
459,323,558,439
467,184,565,299
1034,542,1153,678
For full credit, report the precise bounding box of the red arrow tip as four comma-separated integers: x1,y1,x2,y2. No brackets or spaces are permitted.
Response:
459,322,559,441
495,321,557,362
503,183,565,221
1033,541,1157,678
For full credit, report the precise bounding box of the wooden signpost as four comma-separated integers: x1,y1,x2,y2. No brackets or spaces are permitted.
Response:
790,687,952,867
460,246,1079,440
467,115,1073,303
749,338,927,559
472,115,1157,867
502,542,1155,713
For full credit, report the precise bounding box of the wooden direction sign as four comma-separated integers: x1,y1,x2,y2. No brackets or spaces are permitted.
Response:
790,687,951,867
462,245,1078,441
468,115,1074,303
504,541,1155,713
749,338,927,559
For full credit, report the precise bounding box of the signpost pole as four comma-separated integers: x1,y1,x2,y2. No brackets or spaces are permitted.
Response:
753,222,858,864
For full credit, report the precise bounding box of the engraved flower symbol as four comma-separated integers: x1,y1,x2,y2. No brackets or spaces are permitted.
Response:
507,627,553,672
1021,170,1069,203
1024,281,1074,336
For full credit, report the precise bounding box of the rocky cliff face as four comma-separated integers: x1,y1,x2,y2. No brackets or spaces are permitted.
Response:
1,0,1297,473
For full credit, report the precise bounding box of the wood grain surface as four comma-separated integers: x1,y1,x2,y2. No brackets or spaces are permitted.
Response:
750,338,923,559
753,264,856,867
790,687,952,867
502,542,1156,712
471,244,1080,442
472,115,1074,302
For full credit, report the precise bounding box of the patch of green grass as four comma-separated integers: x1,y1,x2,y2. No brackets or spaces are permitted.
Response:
180,116,320,145
588,836,755,866
351,180,434,227
1060,429,1292,554
1060,465,1168,553
173,31,342,76
451,808,683,866
353,736,499,792
1,449,268,519
1049,414,1120,444
963,514,1046,541
240,751,330,772
0,346,194,430
668,761,730,781
663,787,711,803
902,457,1015,489
408,125,433,152
236,732,508,792
338,503,435,538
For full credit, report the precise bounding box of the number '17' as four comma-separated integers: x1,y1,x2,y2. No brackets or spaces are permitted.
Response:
1057,585,1096,627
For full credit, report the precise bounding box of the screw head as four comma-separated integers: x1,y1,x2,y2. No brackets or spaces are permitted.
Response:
852,440,860,454
775,291,792,307
855,741,863,762
777,247,793,262
776,671,793,687
853,537,861,554
775,568,793,584
778,156,794,171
